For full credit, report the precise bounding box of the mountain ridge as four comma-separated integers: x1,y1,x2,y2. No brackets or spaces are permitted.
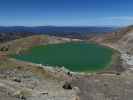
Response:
0,26,118,33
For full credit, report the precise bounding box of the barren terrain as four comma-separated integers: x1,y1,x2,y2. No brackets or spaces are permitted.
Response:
0,26,133,100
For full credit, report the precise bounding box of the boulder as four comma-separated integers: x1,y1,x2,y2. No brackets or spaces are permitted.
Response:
62,81,72,90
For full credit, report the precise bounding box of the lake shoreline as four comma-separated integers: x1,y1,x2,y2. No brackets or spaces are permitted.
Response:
12,41,114,73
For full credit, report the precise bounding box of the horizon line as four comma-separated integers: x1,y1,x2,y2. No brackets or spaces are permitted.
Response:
0,25,124,27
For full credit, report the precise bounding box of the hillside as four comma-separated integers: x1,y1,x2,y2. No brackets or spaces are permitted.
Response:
90,25,133,54
0,35,79,100
0,26,133,100
101,25,133,43
99,25,133,71
0,32,34,42
116,26,133,54
98,25,133,53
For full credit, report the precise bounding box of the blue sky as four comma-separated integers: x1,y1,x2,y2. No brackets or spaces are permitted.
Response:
0,0,133,26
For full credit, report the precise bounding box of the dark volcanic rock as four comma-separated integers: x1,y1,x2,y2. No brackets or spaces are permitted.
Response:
63,81,72,90
0,32,34,42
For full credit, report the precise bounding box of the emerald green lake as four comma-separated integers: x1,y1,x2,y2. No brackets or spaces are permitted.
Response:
13,42,113,72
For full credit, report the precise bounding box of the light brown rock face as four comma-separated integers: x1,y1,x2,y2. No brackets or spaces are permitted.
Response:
88,25,133,48
117,29,133,53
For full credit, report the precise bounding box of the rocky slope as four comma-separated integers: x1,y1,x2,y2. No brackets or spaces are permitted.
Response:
0,35,81,100
0,26,133,100
90,25,133,68
101,26,133,68
71,25,133,100
0,58,77,100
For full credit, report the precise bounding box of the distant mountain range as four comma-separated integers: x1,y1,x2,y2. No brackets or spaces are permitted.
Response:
0,26,119,42
0,26,118,34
